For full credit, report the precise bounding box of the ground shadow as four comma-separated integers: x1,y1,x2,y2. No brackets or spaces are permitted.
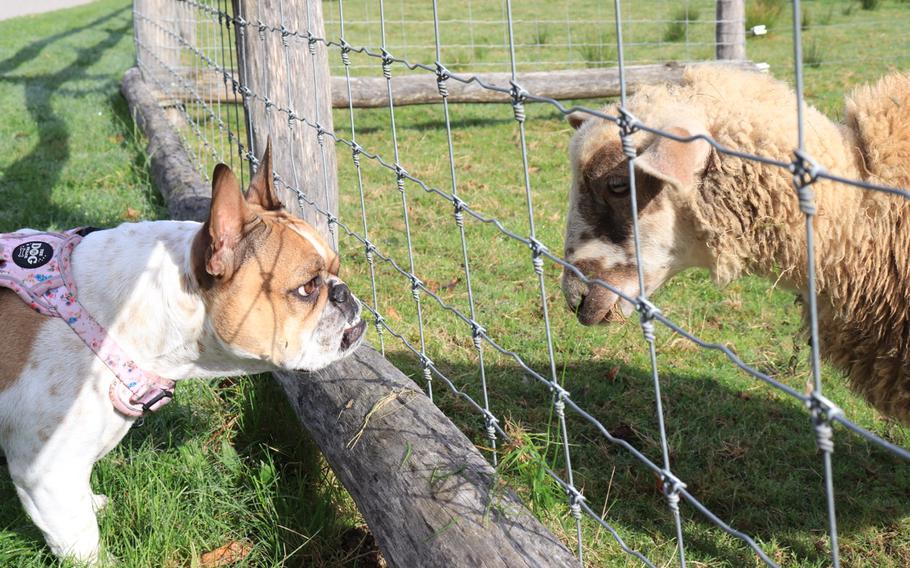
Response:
384,350,910,565
0,4,133,230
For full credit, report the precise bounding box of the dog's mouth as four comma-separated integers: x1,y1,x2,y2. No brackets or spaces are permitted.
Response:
340,319,366,351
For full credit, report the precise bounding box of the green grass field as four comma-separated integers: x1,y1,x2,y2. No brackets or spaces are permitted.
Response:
1,0,909,566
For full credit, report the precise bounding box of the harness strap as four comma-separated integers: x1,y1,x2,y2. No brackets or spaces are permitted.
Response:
0,229,175,417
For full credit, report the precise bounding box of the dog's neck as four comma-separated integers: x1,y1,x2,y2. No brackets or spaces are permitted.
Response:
70,221,274,380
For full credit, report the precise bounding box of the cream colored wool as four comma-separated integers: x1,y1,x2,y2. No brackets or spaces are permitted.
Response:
585,68,910,422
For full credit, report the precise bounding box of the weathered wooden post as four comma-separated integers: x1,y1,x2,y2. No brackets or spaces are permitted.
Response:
716,0,746,60
231,0,338,239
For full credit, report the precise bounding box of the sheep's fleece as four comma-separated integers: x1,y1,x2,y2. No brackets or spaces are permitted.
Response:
562,67,910,423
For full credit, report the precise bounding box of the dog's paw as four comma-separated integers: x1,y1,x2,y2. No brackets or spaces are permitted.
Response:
91,493,109,513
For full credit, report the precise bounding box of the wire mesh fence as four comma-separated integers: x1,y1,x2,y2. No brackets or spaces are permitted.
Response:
132,0,910,565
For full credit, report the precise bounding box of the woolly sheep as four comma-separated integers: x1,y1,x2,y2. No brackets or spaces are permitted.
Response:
561,67,910,424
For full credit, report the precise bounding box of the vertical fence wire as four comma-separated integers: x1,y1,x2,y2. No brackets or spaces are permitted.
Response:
612,1,688,565
430,0,497,465
337,0,385,355
504,0,584,559
789,0,840,565
133,2,910,566
377,0,434,399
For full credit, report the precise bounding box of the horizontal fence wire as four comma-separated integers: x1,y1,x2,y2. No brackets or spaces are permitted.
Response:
132,1,910,566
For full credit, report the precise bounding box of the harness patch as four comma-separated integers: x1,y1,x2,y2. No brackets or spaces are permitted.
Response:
12,242,53,269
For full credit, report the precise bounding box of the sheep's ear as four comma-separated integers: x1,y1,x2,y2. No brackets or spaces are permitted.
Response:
634,126,711,191
566,112,590,130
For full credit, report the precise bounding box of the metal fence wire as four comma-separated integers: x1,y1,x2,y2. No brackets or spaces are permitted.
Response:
131,1,910,566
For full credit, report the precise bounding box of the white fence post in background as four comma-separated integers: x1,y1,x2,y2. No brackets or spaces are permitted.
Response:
716,0,746,60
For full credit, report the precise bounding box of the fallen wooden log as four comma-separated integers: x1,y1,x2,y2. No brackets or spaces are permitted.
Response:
159,60,763,108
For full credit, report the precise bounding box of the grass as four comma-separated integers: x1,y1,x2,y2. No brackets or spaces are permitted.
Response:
746,0,788,31
2,0,910,566
664,7,701,43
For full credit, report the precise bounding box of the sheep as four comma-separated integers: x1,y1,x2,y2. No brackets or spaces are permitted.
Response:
560,67,910,424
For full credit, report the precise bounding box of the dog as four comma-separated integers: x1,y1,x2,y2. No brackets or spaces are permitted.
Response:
0,143,365,563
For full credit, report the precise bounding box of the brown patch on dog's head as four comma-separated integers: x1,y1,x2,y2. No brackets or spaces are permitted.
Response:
192,144,361,370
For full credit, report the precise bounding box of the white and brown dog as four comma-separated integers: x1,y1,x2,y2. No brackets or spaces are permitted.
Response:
0,144,365,563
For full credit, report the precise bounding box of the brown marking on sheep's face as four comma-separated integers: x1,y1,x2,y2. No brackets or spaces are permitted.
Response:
561,120,711,325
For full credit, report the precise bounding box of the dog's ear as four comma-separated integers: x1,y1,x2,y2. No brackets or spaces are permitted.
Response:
207,163,253,278
634,125,711,191
247,138,282,211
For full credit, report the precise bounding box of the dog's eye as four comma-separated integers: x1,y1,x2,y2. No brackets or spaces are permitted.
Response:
605,176,630,195
296,276,321,298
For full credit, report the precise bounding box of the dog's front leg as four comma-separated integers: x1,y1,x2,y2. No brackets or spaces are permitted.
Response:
14,471,102,564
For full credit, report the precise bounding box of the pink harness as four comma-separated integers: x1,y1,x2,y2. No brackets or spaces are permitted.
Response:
0,229,175,417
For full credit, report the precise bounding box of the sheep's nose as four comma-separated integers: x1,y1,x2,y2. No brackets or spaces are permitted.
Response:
330,282,351,304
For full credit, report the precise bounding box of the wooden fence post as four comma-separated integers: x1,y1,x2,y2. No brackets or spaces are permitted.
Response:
231,0,338,239
716,0,746,60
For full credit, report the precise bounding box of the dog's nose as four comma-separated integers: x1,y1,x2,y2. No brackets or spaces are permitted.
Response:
330,282,350,304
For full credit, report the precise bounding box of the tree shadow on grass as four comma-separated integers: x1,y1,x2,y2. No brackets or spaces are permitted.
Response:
0,4,135,231
384,351,910,566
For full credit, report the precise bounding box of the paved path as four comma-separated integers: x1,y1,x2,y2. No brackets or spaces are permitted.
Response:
0,0,95,21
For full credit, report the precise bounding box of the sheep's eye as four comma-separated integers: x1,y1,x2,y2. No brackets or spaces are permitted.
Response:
605,176,630,195
296,276,320,298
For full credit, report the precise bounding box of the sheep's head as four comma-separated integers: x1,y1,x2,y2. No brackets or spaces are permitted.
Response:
561,109,713,325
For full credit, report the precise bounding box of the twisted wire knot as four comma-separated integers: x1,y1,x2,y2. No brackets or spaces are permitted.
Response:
381,50,393,80
790,150,825,215
617,108,641,159
279,25,290,47
452,196,466,227
552,384,570,417
256,19,266,41
568,493,583,520
470,320,485,349
422,366,433,385
528,238,547,275
263,97,274,110
340,44,352,67
435,62,450,98
286,109,297,128
307,33,317,56
510,81,528,123
807,392,842,453
483,413,499,441
409,275,423,301
233,15,247,29
315,123,326,146
395,165,408,193
636,297,661,322
661,470,686,513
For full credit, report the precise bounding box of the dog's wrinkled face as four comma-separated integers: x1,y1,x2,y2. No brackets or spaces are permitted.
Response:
193,142,365,370
561,111,712,325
